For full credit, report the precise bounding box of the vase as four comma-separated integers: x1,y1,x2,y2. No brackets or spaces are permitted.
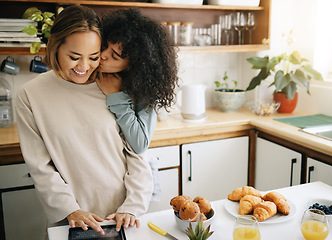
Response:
273,92,298,113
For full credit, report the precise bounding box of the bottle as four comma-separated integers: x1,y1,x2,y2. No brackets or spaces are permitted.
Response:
0,77,14,127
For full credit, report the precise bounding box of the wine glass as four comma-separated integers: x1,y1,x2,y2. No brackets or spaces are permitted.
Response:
221,14,233,45
301,209,329,240
233,11,246,45
233,215,261,240
246,12,256,44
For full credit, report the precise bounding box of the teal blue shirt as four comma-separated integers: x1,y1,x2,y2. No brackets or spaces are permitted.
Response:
107,92,157,154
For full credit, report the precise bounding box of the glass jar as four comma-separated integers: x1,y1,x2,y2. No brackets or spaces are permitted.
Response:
179,22,194,46
167,21,181,46
0,76,13,128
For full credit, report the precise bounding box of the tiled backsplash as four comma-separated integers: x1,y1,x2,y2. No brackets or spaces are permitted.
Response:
1,52,252,122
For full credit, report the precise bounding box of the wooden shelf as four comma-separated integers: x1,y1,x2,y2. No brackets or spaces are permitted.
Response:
0,0,271,55
1,0,264,10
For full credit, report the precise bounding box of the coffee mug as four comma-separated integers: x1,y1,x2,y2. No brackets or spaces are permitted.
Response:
30,56,48,73
0,56,20,75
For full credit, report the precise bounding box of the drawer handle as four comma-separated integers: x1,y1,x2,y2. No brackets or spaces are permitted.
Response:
188,150,192,181
308,166,314,183
290,158,296,186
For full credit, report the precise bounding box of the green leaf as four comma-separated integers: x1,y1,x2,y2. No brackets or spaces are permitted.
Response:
302,64,324,81
30,42,41,54
246,68,270,91
266,56,281,72
283,81,297,99
30,11,43,22
247,56,269,69
42,23,52,38
22,7,40,19
22,24,38,35
44,17,54,26
43,11,55,20
289,51,301,64
290,69,309,90
274,70,290,92
214,81,220,88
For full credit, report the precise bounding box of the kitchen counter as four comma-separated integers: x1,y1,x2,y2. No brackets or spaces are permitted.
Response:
1,107,332,165
48,181,332,240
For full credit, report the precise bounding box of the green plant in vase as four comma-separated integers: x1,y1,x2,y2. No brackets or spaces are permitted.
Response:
185,214,214,240
246,31,323,113
22,7,55,54
214,71,246,112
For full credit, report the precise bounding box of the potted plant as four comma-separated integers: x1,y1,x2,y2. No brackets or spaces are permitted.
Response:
246,34,323,113
21,7,55,54
185,214,214,240
214,71,246,112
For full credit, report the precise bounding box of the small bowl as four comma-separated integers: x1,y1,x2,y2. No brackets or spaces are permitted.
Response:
248,101,280,116
305,199,332,228
174,209,215,232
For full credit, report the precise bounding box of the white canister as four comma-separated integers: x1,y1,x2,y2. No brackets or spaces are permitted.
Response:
178,83,207,120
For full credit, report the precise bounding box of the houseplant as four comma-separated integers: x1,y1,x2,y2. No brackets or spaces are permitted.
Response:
185,214,214,240
246,33,323,113
214,71,246,112
21,7,55,54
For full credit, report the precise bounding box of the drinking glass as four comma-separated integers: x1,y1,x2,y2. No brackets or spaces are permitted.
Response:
221,14,233,45
246,12,256,44
233,11,246,45
233,215,261,240
301,209,329,240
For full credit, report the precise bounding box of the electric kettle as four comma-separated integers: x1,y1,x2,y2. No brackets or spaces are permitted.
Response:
178,83,207,120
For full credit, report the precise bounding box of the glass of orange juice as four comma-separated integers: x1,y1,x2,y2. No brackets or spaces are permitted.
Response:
301,209,329,240
233,215,261,240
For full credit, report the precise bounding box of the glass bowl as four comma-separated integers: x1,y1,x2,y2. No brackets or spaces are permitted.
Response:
248,101,280,116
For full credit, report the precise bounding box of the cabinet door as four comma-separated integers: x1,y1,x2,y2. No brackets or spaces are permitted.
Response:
3,189,47,240
0,164,47,240
255,138,301,191
147,146,180,213
307,158,332,186
181,137,248,201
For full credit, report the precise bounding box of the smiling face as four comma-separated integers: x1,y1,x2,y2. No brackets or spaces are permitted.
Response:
99,42,129,73
57,31,101,84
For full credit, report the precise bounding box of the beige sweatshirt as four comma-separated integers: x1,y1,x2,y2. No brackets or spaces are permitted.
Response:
15,70,153,224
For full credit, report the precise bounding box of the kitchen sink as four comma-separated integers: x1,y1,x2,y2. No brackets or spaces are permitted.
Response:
300,124,332,141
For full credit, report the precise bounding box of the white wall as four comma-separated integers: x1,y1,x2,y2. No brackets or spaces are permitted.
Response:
2,0,332,123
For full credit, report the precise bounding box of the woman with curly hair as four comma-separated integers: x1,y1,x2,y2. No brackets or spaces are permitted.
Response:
96,8,179,154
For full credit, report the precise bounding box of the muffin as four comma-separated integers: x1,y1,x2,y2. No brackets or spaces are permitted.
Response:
170,195,191,212
179,201,200,221
193,196,212,215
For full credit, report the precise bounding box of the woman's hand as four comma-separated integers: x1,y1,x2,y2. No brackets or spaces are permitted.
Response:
106,212,140,231
67,209,105,235
96,73,122,96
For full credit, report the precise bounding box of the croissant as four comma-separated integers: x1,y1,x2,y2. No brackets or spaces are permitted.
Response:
238,195,262,215
228,186,262,201
263,191,290,215
253,201,277,222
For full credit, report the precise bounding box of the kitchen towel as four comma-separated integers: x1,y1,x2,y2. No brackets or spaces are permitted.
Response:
149,156,161,202
274,114,332,128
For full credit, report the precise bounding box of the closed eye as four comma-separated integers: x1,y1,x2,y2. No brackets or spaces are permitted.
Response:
70,56,79,61
90,56,100,61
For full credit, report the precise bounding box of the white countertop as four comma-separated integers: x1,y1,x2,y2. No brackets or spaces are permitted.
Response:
48,181,332,240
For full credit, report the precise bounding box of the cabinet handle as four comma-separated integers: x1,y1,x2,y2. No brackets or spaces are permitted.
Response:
290,158,297,186
308,166,315,183
188,150,192,181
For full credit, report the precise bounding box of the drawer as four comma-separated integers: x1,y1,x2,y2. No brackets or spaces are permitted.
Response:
148,145,179,169
0,164,34,189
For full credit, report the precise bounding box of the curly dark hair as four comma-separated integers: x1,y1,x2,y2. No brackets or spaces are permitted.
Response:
101,8,179,111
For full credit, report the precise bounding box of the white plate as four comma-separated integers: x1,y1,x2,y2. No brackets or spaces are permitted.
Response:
224,199,297,224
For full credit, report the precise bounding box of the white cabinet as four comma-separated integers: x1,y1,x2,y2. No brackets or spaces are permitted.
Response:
146,145,180,213
181,137,249,201
307,158,332,186
255,138,302,191
0,164,47,240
